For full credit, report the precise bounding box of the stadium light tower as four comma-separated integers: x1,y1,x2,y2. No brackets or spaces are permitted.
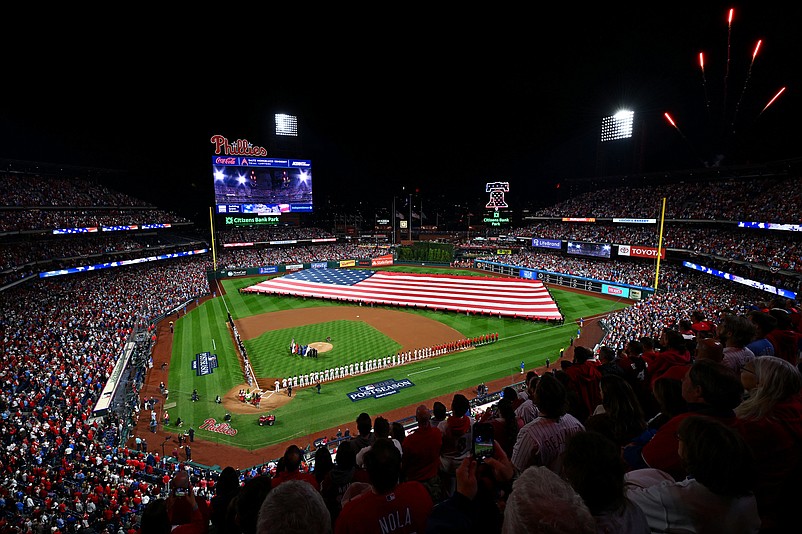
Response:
596,109,644,175
274,114,298,137
600,110,634,142
270,113,303,163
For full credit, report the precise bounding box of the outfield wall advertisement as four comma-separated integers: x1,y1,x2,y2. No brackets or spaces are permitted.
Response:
475,260,652,300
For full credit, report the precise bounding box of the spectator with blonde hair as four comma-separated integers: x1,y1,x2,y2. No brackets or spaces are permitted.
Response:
502,465,595,534
735,356,802,532
256,480,331,534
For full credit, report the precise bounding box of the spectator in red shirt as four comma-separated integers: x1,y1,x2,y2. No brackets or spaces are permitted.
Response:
648,329,691,388
401,405,445,503
690,310,716,337
639,359,744,480
270,445,318,490
564,346,603,423
336,438,433,534
166,469,210,534
766,308,801,367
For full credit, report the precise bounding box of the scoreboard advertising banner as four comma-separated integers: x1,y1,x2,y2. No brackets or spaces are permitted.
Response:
617,244,665,259
532,238,562,250
223,215,281,226
371,254,394,267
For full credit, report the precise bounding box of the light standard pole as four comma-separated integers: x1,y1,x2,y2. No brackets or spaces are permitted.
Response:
408,193,412,242
161,435,172,464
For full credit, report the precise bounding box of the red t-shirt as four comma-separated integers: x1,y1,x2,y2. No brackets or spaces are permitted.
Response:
401,425,442,482
564,362,603,418
335,481,433,534
648,348,691,387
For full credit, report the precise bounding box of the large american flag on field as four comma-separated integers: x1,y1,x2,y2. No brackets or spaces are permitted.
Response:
243,269,563,320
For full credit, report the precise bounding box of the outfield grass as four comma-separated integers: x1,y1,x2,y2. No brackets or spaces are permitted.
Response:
165,268,631,451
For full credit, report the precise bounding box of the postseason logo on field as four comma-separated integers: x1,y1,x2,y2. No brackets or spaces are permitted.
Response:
192,352,219,376
347,378,415,402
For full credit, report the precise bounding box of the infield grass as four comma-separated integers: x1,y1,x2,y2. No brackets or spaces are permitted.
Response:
164,267,631,453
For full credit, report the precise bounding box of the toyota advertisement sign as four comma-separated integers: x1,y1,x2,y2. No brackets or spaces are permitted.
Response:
618,244,665,260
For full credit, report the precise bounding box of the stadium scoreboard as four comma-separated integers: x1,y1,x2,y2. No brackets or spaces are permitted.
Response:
212,154,313,215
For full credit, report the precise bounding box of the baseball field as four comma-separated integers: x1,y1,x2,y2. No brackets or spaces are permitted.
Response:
141,266,631,469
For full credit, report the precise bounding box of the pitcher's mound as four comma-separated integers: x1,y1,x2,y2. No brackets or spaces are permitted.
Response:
309,342,333,353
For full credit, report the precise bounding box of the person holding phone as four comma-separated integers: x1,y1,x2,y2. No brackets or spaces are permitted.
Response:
166,469,210,533
425,440,514,532
472,422,495,462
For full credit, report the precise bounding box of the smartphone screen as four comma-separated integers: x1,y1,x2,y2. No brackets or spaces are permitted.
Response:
472,422,494,461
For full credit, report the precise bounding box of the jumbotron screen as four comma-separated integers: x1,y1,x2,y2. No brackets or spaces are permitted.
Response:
567,241,612,259
213,156,313,214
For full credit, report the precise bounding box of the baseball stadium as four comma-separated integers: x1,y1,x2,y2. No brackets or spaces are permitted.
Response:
3,157,802,533
3,8,802,531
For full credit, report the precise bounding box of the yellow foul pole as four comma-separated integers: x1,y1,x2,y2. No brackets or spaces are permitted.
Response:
654,197,667,291
209,207,217,271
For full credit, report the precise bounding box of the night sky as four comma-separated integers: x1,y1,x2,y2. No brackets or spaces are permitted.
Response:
2,4,800,224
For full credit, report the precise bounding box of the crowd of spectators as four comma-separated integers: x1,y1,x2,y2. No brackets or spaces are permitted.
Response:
532,175,802,221
218,244,391,269
1,234,205,272
0,257,210,533
0,173,152,209
0,208,193,233
216,227,334,244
